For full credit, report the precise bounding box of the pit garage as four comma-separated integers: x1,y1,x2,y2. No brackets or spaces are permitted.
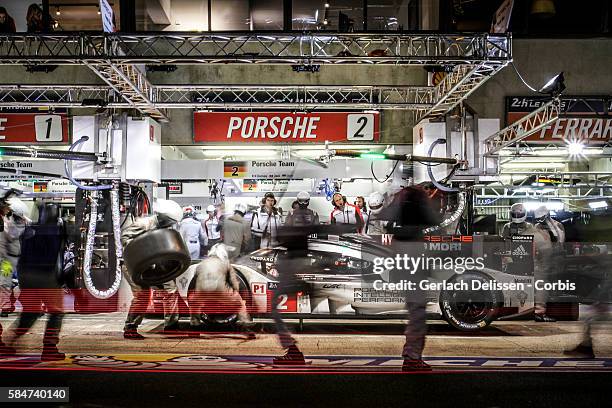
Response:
0,3,611,406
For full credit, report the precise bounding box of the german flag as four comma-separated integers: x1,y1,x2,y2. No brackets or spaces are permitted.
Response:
243,179,258,191
224,161,247,178
33,182,48,192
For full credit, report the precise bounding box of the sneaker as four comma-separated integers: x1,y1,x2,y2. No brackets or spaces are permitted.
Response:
41,347,65,362
402,359,432,372
535,314,557,322
272,346,306,366
564,344,595,359
123,329,145,340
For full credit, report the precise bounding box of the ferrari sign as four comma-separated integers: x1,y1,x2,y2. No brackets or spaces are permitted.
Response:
194,112,380,143
0,112,69,144
506,96,612,144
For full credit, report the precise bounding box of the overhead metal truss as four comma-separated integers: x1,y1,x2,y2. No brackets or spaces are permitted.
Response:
0,32,511,122
84,62,167,120
484,98,562,156
415,62,508,121
0,84,433,110
0,32,511,64
475,171,612,199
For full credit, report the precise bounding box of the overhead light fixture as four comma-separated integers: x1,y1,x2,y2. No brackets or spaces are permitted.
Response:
201,150,278,159
588,200,608,210
325,3,330,8
501,161,565,169
524,201,564,211
539,72,565,97
97,7,101,15
359,152,386,160
531,0,556,18
323,19,328,25
567,141,584,156
81,98,108,107
56,7,61,16
146,64,178,73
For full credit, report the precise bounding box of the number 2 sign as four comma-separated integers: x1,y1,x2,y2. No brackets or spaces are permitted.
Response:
34,115,63,142
347,114,374,141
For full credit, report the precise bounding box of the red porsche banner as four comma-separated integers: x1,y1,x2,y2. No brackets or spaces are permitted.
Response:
0,111,69,144
194,112,380,143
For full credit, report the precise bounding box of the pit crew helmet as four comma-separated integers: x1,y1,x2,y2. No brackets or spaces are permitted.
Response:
182,206,196,218
367,192,384,214
6,197,30,222
297,191,310,207
510,203,527,224
206,205,215,213
154,199,183,226
234,203,247,215
208,243,229,264
533,205,549,223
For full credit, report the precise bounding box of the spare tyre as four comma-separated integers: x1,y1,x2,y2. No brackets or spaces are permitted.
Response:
440,272,502,332
124,228,191,286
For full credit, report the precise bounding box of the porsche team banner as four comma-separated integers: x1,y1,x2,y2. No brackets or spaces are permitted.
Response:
506,96,612,144
193,111,380,143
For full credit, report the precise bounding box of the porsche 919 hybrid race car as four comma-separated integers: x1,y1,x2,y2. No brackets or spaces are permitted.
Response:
170,234,580,331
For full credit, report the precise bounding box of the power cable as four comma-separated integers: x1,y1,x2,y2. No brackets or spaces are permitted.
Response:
510,61,538,93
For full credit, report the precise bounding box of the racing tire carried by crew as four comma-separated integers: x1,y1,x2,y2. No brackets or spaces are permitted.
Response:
124,228,191,287
439,272,502,332
202,270,251,326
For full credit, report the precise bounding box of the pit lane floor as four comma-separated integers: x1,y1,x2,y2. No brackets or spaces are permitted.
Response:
1,311,611,373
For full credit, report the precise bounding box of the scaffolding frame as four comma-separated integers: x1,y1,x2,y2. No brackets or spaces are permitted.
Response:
0,32,511,122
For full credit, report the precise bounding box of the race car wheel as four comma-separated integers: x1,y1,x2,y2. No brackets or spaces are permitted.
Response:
440,273,502,332
202,270,250,326
124,229,191,287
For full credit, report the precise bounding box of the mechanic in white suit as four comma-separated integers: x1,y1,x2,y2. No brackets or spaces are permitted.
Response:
533,205,565,244
502,203,556,322
180,207,207,260
0,197,29,316
363,192,388,235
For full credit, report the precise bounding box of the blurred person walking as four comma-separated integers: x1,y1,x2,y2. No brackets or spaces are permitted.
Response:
3,203,67,361
122,199,184,339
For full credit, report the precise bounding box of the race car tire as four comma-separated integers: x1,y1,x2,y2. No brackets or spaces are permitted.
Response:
124,228,191,287
440,272,502,332
202,270,250,326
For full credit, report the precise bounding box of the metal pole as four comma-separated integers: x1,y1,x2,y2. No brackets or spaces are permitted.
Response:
0,147,98,162
460,102,469,170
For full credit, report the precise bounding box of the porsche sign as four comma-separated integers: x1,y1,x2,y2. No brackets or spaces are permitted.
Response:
194,111,380,143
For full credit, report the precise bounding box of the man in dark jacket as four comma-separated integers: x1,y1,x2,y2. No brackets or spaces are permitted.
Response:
285,191,319,227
